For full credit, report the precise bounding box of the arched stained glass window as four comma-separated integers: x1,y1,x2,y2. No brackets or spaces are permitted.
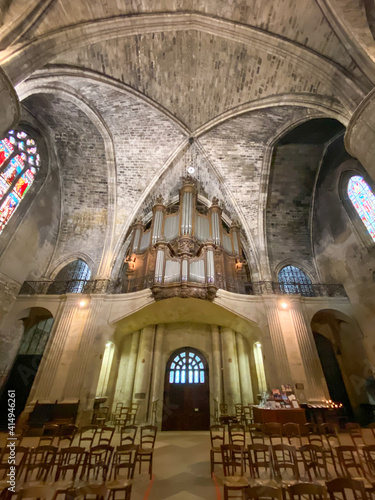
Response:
0,129,40,234
168,348,206,384
278,265,314,297
48,259,91,294
347,175,375,242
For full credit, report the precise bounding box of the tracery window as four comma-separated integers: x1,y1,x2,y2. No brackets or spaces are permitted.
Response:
168,349,205,384
278,265,314,297
48,259,91,294
0,129,40,234
347,175,375,242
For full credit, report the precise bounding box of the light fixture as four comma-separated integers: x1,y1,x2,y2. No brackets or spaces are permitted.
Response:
79,300,86,307
187,166,195,174
105,342,112,348
280,301,288,309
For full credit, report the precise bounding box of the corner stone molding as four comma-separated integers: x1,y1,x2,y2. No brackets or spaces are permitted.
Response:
0,66,20,137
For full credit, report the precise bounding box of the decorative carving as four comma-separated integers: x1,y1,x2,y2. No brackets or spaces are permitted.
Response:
212,196,219,205
155,194,164,204
178,236,194,256
151,282,218,301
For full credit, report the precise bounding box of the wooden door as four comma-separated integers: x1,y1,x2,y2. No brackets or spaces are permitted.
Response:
162,347,210,431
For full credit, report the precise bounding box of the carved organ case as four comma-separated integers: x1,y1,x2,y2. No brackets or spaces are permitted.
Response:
122,178,250,300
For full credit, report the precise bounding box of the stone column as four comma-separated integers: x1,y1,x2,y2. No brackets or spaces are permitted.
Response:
132,325,156,424
149,323,164,425
29,295,78,402
289,299,329,401
122,331,141,406
0,67,19,138
236,332,254,405
221,326,241,414
264,297,292,385
211,325,222,409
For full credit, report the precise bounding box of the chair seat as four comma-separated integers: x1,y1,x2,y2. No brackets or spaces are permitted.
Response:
223,476,248,487
211,446,221,452
138,448,154,455
105,479,133,490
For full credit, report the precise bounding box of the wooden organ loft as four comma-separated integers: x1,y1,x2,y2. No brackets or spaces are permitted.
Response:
121,177,250,300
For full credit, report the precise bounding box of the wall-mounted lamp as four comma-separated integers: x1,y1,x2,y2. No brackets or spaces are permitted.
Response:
79,300,86,308
280,301,289,309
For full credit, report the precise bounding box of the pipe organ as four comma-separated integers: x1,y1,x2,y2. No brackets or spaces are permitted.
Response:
122,177,249,300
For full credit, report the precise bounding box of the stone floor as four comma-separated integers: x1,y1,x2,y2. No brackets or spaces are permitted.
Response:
1,428,375,500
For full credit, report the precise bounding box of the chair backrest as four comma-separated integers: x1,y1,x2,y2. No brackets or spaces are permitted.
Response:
0,446,28,479
288,482,327,500
220,403,228,416
96,426,115,446
320,423,340,449
243,406,254,425
111,444,139,480
38,423,59,446
235,403,243,421
120,425,138,446
362,444,375,475
247,443,273,480
210,424,225,448
78,425,98,448
299,444,330,481
283,422,302,447
248,424,265,445
55,446,86,481
57,424,78,446
345,423,364,447
243,485,282,500
114,402,123,413
140,425,157,450
336,445,367,479
265,422,283,445
221,444,246,477
229,424,246,446
271,444,299,480
326,477,367,500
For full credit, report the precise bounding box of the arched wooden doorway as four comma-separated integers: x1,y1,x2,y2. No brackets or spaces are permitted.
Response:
162,347,209,431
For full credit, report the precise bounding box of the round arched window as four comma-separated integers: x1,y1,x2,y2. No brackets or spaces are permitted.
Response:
0,129,41,234
48,259,91,294
278,265,314,297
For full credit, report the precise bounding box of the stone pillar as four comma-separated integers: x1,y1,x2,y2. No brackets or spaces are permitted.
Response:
289,299,329,401
132,325,156,424
63,296,108,423
211,325,222,415
149,323,164,425
123,331,141,406
264,297,292,385
29,295,78,402
236,332,254,405
221,326,241,414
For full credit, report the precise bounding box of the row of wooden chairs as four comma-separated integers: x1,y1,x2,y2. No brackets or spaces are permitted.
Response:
111,403,139,430
1,444,140,500
218,441,375,500
218,403,255,426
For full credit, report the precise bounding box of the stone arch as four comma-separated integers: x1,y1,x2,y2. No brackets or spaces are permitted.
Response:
311,308,370,423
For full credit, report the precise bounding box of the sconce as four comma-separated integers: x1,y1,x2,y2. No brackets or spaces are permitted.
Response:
125,253,136,270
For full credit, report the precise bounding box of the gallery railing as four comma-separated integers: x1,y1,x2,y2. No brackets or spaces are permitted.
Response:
19,276,347,298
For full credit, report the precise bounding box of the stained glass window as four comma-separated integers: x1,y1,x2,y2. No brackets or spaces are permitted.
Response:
278,265,314,297
347,175,375,242
168,349,206,384
0,129,40,234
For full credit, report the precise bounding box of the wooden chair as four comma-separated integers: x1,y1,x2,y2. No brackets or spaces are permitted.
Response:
111,403,123,425
299,444,331,484
0,446,28,480
346,423,365,449
106,445,139,500
326,477,368,500
136,425,157,479
335,445,367,479
362,444,375,476
54,446,86,484
82,444,114,481
94,406,109,427
220,404,229,416
247,443,275,486
120,426,138,446
210,424,225,475
243,485,282,500
288,482,327,500
24,445,58,483
319,423,341,476
235,403,243,423
271,444,299,488
229,424,246,447
221,444,248,500
306,423,324,447
265,423,284,446
243,406,254,426
114,407,129,431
